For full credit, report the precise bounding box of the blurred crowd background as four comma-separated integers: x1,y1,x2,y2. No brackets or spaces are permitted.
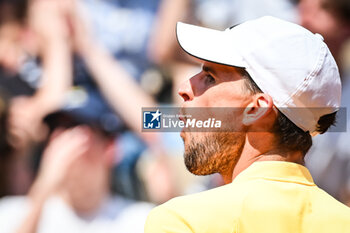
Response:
0,0,349,232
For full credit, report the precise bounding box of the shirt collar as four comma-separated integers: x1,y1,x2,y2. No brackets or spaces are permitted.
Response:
233,161,315,186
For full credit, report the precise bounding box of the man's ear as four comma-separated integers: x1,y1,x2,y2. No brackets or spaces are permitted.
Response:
242,94,274,126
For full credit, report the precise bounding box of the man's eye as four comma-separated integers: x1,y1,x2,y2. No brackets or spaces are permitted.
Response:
205,74,215,84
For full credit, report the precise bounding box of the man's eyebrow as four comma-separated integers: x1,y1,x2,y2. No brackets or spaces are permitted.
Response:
202,65,217,76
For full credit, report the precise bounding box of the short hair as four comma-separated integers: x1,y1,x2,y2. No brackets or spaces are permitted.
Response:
0,0,28,25
239,68,336,155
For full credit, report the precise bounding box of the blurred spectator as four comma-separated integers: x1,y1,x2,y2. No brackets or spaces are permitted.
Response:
7,0,74,150
0,0,73,196
0,0,180,204
69,1,180,202
298,0,350,205
0,0,179,205
0,89,153,233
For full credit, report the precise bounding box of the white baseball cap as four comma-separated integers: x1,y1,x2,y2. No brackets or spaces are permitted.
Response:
176,16,341,135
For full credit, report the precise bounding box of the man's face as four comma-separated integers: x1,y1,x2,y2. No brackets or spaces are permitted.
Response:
178,61,251,178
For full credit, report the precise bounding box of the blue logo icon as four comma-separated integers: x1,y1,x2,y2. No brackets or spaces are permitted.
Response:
143,109,162,129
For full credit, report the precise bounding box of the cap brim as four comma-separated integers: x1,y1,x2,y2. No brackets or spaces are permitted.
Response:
176,22,246,68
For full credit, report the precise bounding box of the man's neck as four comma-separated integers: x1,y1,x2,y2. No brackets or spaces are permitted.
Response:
221,137,304,184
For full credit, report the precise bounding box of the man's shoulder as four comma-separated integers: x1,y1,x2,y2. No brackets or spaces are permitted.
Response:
162,181,244,211
145,183,241,233
145,178,350,233
312,187,350,218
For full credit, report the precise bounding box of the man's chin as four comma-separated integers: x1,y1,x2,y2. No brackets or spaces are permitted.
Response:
183,150,216,176
185,167,216,176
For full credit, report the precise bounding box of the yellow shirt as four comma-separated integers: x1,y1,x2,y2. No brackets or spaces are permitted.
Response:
145,161,350,233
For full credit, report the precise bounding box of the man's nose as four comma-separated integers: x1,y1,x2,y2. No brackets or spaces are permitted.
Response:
178,79,194,101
